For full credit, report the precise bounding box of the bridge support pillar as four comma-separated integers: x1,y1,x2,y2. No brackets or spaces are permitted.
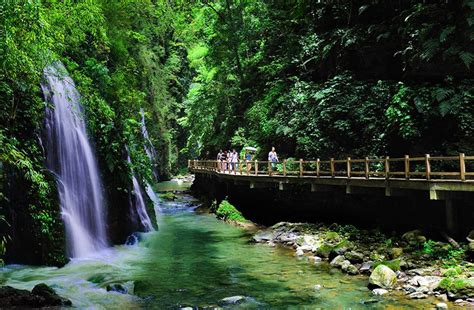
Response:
445,199,458,236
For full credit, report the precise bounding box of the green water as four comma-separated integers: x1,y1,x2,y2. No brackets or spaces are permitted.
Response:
0,181,445,309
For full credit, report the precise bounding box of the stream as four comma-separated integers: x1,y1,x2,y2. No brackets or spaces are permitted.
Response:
0,180,443,309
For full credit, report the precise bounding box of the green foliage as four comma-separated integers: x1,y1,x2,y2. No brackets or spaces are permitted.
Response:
215,200,247,222
373,259,402,272
178,1,474,160
423,240,466,267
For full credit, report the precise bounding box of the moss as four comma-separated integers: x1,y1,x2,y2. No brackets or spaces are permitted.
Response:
215,200,247,223
373,259,401,271
325,231,340,241
438,277,474,296
160,192,177,201
443,267,462,277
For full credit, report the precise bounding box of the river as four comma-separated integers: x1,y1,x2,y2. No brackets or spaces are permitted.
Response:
0,180,443,309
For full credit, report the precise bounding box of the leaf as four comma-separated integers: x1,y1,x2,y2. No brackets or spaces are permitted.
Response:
420,39,439,61
439,101,453,117
358,5,369,15
433,88,454,102
459,51,474,69
440,26,455,43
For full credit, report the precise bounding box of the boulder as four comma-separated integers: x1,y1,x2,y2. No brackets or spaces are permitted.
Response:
344,251,364,263
369,265,397,289
252,231,274,243
436,302,448,309
391,248,403,259
408,291,428,299
343,264,359,275
0,284,72,307
330,255,347,268
372,288,388,296
219,296,246,305
408,276,442,291
31,283,71,306
402,230,426,244
360,261,373,273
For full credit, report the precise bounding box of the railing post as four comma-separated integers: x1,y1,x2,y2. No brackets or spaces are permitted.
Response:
330,158,335,178
425,154,431,180
460,153,466,181
239,159,242,175
283,159,287,177
385,156,390,179
188,160,191,169
299,159,303,177
364,157,369,179
268,161,272,176
255,160,258,176
316,158,320,177
346,157,351,178
404,155,410,180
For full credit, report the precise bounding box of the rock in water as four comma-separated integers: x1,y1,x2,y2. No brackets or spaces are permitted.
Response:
31,283,71,306
219,296,246,305
344,250,364,263
369,265,397,289
372,288,388,296
252,231,274,243
436,302,448,309
330,255,347,268
0,284,72,307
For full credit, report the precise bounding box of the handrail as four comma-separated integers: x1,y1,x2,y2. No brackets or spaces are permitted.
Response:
188,153,473,181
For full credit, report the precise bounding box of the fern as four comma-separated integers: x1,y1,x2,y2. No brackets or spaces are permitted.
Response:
420,39,439,61
459,51,474,69
440,26,455,43
433,88,454,102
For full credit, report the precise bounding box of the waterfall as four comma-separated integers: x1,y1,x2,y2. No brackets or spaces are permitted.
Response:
140,108,163,214
42,62,108,258
145,184,162,213
140,108,158,180
126,153,154,232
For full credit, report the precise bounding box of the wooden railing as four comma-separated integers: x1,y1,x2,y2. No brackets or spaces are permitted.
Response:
188,153,474,181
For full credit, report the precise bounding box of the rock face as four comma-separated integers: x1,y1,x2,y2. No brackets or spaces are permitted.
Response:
369,265,397,289
0,284,72,307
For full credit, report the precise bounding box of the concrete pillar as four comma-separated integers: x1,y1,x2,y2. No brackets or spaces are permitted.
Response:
445,199,458,236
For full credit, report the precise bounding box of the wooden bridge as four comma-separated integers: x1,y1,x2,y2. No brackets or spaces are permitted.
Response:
189,154,474,235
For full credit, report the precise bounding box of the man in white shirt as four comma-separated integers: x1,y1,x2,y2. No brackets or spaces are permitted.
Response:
268,147,278,171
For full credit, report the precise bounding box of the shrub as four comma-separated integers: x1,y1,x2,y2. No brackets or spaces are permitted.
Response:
215,200,247,222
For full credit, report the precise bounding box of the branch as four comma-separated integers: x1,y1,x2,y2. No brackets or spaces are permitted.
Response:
201,0,226,21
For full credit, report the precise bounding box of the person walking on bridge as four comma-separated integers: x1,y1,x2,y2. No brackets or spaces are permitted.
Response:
230,149,238,172
217,149,223,171
268,147,279,171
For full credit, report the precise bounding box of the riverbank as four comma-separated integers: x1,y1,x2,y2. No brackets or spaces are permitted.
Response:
249,221,474,308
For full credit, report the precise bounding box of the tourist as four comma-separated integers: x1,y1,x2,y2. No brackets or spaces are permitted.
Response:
217,149,223,171
227,150,232,172
230,149,238,172
221,150,227,171
245,150,252,172
268,147,279,171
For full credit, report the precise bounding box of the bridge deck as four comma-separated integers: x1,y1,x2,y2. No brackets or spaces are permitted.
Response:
189,155,474,200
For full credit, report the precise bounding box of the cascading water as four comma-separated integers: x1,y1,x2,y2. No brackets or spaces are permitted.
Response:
140,108,159,180
42,62,108,258
140,108,163,214
126,153,154,232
